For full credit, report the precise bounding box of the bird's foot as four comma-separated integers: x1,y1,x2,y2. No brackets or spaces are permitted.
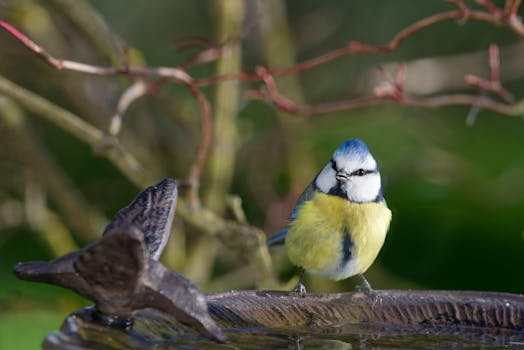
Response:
292,282,307,298
355,283,376,298
355,284,375,297
355,274,376,298
291,268,307,297
355,282,381,305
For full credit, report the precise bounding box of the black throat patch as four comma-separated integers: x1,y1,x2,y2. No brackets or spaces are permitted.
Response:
327,182,347,199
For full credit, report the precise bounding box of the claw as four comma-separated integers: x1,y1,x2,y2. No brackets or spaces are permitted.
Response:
292,268,307,297
293,282,307,297
356,274,375,297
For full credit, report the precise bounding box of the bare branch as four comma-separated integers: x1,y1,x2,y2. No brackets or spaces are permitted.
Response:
0,20,63,68
193,2,523,89
475,0,504,18
373,64,406,101
176,11,257,69
0,19,215,194
48,0,126,66
250,51,519,117
249,87,517,117
109,80,149,136
3,2,521,123
465,44,514,103
0,74,153,188
489,43,501,83
0,20,192,84
186,86,213,206
504,0,522,18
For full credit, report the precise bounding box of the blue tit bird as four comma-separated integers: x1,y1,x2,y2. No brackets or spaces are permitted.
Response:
268,138,391,295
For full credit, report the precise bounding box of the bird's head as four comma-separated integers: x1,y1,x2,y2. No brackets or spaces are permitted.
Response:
314,139,383,203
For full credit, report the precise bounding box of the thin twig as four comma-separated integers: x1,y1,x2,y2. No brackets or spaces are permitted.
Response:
251,49,517,117
475,0,504,18
2,3,520,122
248,88,517,116
0,74,153,188
373,64,406,101
465,44,514,103
2,0,524,88
177,11,258,69
48,0,127,67
110,80,149,136
193,1,523,88
489,43,500,83
186,86,213,206
504,0,522,18
0,19,214,197
0,19,192,83
205,1,524,87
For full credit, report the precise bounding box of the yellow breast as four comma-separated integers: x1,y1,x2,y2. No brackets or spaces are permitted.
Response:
285,192,391,280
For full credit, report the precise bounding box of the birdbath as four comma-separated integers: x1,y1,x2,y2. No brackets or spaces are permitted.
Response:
13,179,524,349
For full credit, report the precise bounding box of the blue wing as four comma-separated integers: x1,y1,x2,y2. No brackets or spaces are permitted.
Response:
267,182,317,246
266,229,288,246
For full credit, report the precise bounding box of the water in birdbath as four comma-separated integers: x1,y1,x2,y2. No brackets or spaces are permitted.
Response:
44,321,524,349
43,305,524,350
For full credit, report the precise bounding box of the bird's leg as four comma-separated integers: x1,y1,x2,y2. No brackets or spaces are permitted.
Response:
292,268,307,297
356,273,375,297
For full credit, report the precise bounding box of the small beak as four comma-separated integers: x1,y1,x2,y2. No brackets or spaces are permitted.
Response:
335,170,349,182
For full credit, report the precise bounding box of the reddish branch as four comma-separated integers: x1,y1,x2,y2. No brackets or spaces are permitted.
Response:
174,36,223,68
1,0,523,199
110,80,148,136
0,19,209,198
465,44,514,103
247,89,515,117
373,64,406,101
476,0,504,17
250,43,517,118
186,85,212,206
0,21,192,83
0,21,63,67
504,0,522,17
476,0,524,34
194,0,524,87
1,0,521,105
174,14,258,69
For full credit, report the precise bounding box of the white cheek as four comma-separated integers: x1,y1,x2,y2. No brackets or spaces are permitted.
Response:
345,173,381,202
315,165,336,193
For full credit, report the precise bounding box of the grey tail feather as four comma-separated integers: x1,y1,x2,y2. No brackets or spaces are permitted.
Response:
267,229,288,246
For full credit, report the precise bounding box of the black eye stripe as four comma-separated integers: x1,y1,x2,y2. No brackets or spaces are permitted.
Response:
350,169,375,176
331,159,337,171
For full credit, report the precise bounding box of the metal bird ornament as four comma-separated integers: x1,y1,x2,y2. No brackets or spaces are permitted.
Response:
13,178,226,342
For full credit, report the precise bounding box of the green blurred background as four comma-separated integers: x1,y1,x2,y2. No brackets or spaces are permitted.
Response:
1,0,524,348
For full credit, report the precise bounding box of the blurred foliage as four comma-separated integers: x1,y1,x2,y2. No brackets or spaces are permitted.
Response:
1,0,524,348
0,310,64,349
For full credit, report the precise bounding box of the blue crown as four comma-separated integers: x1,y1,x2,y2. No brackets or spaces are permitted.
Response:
333,139,370,160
